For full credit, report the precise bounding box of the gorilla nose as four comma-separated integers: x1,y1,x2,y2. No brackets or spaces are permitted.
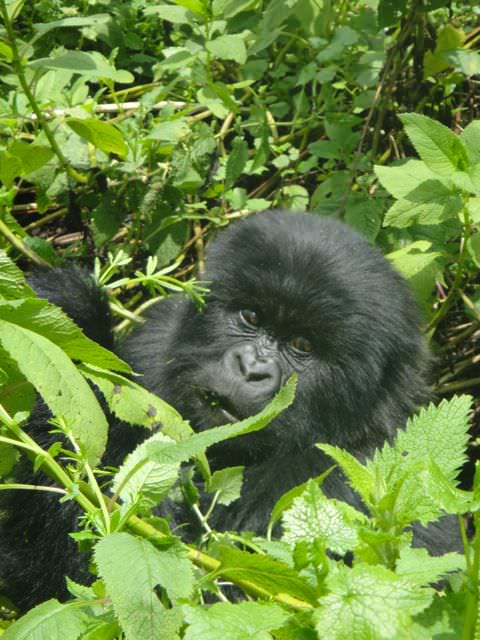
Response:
224,343,282,396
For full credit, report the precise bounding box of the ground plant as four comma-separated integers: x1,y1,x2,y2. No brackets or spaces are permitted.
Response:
0,0,480,638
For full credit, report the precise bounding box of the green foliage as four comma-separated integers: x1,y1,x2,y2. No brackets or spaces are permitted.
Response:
1,0,480,636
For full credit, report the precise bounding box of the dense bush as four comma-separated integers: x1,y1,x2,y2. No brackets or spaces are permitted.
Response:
1,0,480,638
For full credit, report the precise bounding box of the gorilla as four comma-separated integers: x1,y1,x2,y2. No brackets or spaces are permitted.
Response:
0,210,458,611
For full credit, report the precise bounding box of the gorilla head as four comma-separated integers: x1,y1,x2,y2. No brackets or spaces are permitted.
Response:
121,211,429,529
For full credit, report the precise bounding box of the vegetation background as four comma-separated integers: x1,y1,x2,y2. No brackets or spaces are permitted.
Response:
1,0,480,638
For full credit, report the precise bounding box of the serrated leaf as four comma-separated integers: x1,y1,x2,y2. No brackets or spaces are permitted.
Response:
282,481,360,554
217,545,318,604
400,113,469,176
0,250,35,298
396,547,465,586
2,599,88,640
396,396,471,483
66,118,127,158
95,533,191,639
112,432,179,512
208,466,244,506
206,35,247,64
225,138,248,191
0,321,107,466
183,601,289,640
318,444,374,505
314,565,432,640
269,467,334,532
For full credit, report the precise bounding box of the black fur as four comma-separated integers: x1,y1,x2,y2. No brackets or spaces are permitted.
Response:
0,211,461,610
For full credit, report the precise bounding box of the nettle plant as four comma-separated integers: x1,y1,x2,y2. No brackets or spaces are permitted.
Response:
376,113,480,326
1,252,480,639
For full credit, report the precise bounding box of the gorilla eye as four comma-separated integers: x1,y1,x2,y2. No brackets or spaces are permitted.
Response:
240,309,260,327
290,336,313,354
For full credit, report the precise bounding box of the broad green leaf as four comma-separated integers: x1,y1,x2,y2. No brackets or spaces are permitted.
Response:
7,141,54,176
400,113,469,176
208,466,244,506
318,444,374,505
95,533,187,639
0,441,17,476
467,230,480,267
461,120,480,164
66,118,128,158
145,376,296,464
0,250,35,298
396,547,465,586
444,50,480,78
0,321,107,466
314,565,432,640
0,298,130,373
148,120,190,142
30,51,134,84
33,14,111,36
112,432,180,512
395,396,471,483
171,0,206,15
383,196,462,228
375,160,452,200
2,599,88,640
79,364,192,438
144,5,190,23
282,481,361,554
206,35,247,64
387,242,442,308
183,601,289,640
217,545,318,604
225,138,248,191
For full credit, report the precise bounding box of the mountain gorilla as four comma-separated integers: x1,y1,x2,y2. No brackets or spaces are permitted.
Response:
0,210,458,610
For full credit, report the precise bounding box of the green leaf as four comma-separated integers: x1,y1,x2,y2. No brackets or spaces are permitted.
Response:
145,376,296,464
95,533,188,639
33,14,111,36
444,50,480,77
66,118,128,158
387,242,441,308
461,120,480,164
225,138,248,191
395,396,471,483
171,0,206,15
0,250,35,298
217,545,318,604
399,113,469,176
318,444,374,505
0,298,130,373
375,160,453,200
208,466,244,505
383,196,462,228
396,547,465,586
30,51,134,84
2,599,88,640
8,141,54,176
148,120,190,142
0,321,107,466
183,601,290,640
282,481,361,554
206,35,247,64
112,432,180,513
314,565,432,639
144,5,191,23
467,230,480,267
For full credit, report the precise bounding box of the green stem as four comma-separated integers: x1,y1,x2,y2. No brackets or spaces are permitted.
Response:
0,2,87,184
0,217,50,267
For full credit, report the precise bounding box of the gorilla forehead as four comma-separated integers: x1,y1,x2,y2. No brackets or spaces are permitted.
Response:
204,211,413,339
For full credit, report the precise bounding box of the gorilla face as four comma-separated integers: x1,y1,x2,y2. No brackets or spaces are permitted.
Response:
129,211,428,467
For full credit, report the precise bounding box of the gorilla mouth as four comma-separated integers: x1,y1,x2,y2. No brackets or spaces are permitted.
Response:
202,390,240,423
